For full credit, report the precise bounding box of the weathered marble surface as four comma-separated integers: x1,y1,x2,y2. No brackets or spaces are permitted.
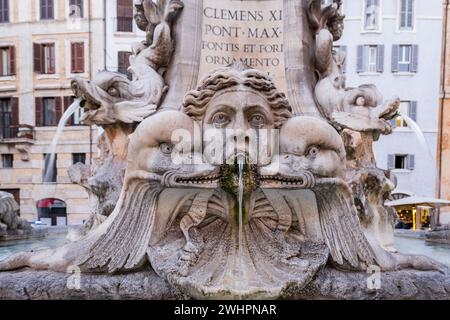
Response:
0,268,448,300
0,268,181,300
288,268,450,300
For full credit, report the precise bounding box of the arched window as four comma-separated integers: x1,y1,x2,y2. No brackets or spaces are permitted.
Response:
36,198,67,226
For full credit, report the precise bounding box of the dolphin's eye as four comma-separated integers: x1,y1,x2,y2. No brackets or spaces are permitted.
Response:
107,87,119,97
249,113,266,128
307,146,320,158
212,112,230,128
160,143,173,155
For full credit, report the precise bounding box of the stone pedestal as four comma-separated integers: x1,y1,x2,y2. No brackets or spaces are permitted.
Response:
0,268,448,300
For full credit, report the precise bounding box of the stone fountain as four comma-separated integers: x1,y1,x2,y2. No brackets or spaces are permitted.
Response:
0,0,449,300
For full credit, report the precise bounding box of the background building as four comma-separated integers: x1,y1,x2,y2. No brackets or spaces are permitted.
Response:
105,0,145,78
0,0,106,225
336,0,443,226
437,0,450,225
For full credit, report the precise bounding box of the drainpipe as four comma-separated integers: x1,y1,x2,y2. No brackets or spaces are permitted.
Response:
103,0,107,71
88,0,93,166
437,0,450,226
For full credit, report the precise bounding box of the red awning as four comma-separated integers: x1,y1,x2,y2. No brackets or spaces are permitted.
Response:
37,198,65,208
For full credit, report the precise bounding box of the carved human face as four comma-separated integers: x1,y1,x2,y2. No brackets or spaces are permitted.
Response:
202,90,275,164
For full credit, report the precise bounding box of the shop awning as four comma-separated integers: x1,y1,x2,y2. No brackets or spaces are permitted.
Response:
385,196,450,208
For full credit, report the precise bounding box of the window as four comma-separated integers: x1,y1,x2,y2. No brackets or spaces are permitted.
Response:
388,154,415,170
1,154,13,168
392,45,418,73
33,43,55,74
367,46,378,72
0,0,9,23
399,0,414,30
69,0,83,18
72,153,86,165
356,45,384,73
35,97,62,127
71,42,84,73
117,0,133,32
43,98,56,126
0,46,15,76
364,0,380,31
40,0,54,20
118,51,132,80
398,45,411,72
333,45,347,73
392,101,417,128
0,98,18,139
43,154,57,183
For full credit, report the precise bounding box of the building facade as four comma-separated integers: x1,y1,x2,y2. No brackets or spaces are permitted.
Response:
437,0,450,225
105,0,145,78
0,0,106,225
336,0,443,225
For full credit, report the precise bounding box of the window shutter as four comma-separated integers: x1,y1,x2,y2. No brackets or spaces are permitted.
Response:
64,96,75,126
71,43,76,73
11,97,19,137
9,46,16,75
55,97,62,124
35,97,43,126
40,0,45,19
377,45,384,73
387,154,395,170
407,0,414,28
33,43,42,73
341,45,347,73
407,154,415,170
411,45,419,72
78,43,85,73
0,0,9,22
409,101,417,122
48,0,54,19
356,45,364,73
391,45,399,73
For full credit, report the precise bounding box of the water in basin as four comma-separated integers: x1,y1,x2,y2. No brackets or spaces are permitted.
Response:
0,234,68,261
395,236,450,267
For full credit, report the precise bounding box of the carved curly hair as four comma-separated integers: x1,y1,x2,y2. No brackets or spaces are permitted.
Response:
182,63,292,128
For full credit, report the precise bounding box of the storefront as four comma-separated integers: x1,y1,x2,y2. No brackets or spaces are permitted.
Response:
36,198,67,226
386,196,450,230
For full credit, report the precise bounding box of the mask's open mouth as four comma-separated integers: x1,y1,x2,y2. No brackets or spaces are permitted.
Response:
259,172,316,189
175,173,221,186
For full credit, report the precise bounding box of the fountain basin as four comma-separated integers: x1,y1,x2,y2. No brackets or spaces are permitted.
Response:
0,267,448,300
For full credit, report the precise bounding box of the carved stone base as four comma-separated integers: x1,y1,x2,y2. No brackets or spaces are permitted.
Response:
426,230,450,245
0,267,181,300
286,268,450,300
1,267,448,300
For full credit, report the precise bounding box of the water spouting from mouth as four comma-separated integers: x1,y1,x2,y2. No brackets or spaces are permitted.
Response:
400,113,434,162
43,98,82,183
237,153,245,264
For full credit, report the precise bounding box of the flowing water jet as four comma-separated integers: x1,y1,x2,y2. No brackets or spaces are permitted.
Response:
43,99,82,183
400,113,434,162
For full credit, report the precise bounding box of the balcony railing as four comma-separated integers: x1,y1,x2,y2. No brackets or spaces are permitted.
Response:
0,124,35,141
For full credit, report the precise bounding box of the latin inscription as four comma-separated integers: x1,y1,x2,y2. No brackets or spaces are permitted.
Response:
199,0,286,92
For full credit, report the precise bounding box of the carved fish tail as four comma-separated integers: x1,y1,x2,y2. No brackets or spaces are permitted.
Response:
79,180,161,273
315,183,375,269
